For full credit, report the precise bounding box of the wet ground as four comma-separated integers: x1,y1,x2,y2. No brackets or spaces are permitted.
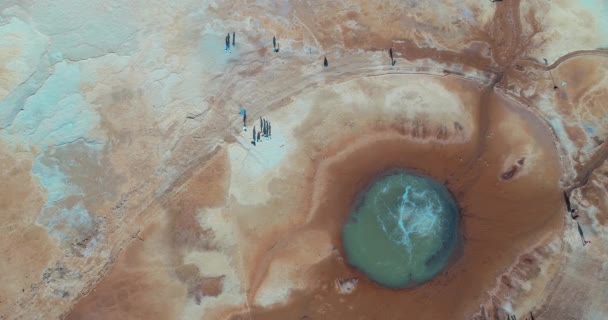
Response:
237,81,564,319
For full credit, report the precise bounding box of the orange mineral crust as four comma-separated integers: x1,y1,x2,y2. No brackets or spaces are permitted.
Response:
3,0,607,319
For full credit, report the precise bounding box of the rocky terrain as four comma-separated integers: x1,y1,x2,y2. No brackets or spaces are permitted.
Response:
0,0,607,319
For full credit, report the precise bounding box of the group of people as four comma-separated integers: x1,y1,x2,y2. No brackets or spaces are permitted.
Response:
225,32,235,52
240,109,271,146
232,35,400,149
225,32,402,70
251,117,271,146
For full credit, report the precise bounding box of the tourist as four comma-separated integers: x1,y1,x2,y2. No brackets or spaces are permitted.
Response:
324,57,328,67
225,33,230,52
273,36,276,50
232,32,235,46
264,119,268,137
241,109,247,131
261,119,265,136
571,208,579,219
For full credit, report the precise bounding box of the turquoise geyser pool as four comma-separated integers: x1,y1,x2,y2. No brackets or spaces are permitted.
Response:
342,170,459,288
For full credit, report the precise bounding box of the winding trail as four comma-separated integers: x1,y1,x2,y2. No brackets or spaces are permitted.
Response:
517,49,608,71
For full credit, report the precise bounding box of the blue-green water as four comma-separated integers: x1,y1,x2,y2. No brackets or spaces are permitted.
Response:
342,171,459,288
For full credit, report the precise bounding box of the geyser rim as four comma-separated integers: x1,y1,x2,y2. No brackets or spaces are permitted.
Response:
341,167,464,290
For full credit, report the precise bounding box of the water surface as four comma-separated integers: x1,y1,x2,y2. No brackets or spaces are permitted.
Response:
342,170,459,288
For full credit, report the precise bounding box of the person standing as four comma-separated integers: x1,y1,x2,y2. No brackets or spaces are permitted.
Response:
241,108,247,131
232,32,235,47
264,119,268,137
252,126,256,146
225,33,231,52
571,208,579,219
273,36,276,50
266,120,270,138
324,57,328,67
389,48,396,66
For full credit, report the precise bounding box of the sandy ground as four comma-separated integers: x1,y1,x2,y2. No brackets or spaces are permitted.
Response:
0,0,607,319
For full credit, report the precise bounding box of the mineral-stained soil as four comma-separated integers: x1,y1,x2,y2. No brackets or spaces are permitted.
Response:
1,0,607,319
221,75,564,320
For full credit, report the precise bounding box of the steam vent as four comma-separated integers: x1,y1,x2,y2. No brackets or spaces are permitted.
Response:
1,1,607,320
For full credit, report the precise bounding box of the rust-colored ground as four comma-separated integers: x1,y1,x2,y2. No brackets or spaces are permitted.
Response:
67,74,566,319
4,0,606,319
235,84,563,320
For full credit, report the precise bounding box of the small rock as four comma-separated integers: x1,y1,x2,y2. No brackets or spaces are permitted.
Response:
335,277,358,294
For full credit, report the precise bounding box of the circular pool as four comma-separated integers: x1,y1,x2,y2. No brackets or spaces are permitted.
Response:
342,170,459,288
